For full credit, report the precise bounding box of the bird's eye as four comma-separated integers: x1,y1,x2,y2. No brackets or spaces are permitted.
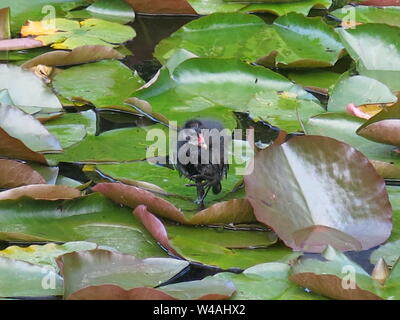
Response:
185,136,191,141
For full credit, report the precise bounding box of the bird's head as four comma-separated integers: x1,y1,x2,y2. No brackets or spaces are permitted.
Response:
181,119,208,150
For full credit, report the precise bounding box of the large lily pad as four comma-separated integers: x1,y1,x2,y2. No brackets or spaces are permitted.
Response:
52,59,144,109
245,135,392,252
46,123,167,164
133,58,323,132
155,13,344,68
0,193,166,258
338,23,400,91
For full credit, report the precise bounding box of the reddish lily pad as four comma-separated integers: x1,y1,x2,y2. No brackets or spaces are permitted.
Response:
0,159,46,188
0,184,81,201
357,103,400,147
245,135,392,253
21,45,124,69
0,127,47,164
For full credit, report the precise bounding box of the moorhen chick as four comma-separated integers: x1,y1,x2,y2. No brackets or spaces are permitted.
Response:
175,118,229,209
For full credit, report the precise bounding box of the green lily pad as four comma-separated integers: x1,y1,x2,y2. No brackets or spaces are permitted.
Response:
332,5,400,27
0,193,166,258
287,70,341,89
155,13,344,68
187,0,332,16
304,113,400,168
67,0,135,24
44,110,97,149
338,23,400,91
0,256,63,298
133,58,323,132
370,239,400,267
328,74,397,112
46,123,167,164
52,59,144,109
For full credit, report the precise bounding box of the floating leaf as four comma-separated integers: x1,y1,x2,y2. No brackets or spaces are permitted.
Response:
21,18,136,50
370,240,400,267
0,64,62,113
328,75,397,112
155,13,344,68
0,159,46,188
287,70,341,90
52,59,144,109
187,0,332,16
82,0,135,24
134,204,289,270
245,135,392,252
0,242,100,271
133,58,322,132
21,45,124,69
0,193,166,257
332,5,400,27
3,0,86,33
357,103,400,147
0,184,81,201
338,24,400,91
289,246,382,300
212,262,326,300
58,249,189,299
0,256,63,298
304,113,400,170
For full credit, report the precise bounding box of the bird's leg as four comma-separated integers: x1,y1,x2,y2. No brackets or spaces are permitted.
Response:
197,183,212,204
194,181,206,209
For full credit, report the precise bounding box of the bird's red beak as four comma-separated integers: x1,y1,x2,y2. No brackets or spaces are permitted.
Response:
197,134,207,150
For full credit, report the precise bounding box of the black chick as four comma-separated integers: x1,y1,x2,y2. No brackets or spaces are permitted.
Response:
175,118,229,209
